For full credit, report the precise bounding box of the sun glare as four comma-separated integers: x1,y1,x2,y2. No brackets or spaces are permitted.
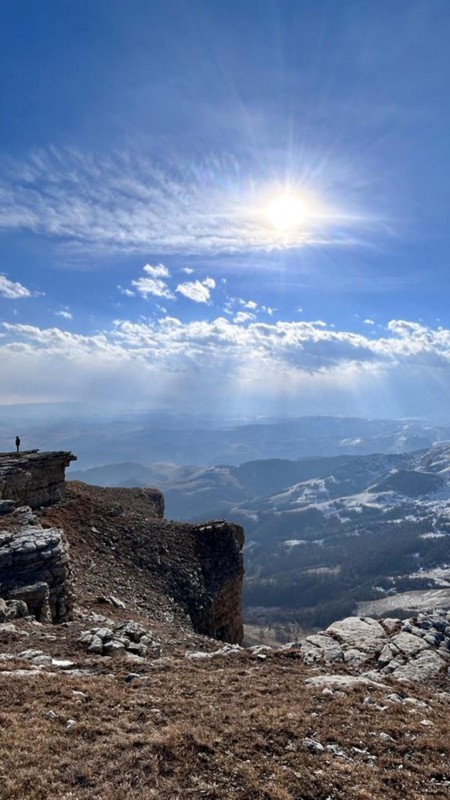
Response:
265,193,307,232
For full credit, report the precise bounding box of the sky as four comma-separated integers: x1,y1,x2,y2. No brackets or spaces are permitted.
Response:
1,0,450,419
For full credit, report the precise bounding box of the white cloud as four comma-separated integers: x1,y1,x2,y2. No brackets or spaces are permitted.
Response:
182,267,194,274
143,263,170,278
2,318,450,416
203,277,216,289
132,277,175,300
176,279,214,304
0,274,33,299
225,297,259,316
55,310,73,320
233,311,255,324
118,285,135,297
364,318,375,325
129,264,174,300
240,299,258,310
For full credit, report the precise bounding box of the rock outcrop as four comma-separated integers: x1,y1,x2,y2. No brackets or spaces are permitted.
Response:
0,450,76,509
188,521,244,644
0,509,73,623
78,619,161,658
298,612,450,682
0,451,244,643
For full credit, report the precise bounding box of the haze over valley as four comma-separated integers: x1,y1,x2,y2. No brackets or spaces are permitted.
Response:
57,411,450,631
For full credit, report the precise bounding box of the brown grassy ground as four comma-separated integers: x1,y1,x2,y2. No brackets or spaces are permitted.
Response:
1,653,450,800
1,482,450,799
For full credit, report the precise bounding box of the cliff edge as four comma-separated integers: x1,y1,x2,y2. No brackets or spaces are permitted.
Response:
0,450,244,644
0,450,76,509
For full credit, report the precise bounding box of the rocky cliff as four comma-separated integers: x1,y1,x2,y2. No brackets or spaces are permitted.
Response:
188,522,244,643
0,507,73,623
0,450,76,509
1,460,450,800
0,453,244,644
47,482,245,644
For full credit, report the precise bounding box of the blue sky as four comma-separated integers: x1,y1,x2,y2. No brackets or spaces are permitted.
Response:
1,0,450,417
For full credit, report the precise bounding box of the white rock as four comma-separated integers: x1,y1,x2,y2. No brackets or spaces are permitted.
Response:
95,627,113,641
379,732,395,743
326,617,386,653
378,643,399,667
390,632,430,658
300,642,324,664
392,650,446,682
305,674,388,689
343,648,373,668
382,618,402,634
303,738,325,754
31,655,53,666
305,634,343,663
51,659,74,669
109,595,126,609
87,636,104,654
0,623,17,634
18,649,45,660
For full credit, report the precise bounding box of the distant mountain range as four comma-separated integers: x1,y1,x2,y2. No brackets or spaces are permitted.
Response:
71,442,450,627
3,406,450,468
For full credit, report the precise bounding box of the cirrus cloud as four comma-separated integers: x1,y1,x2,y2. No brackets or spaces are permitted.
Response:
0,148,374,256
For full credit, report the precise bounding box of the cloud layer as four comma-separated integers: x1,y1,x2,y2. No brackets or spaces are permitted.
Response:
1,317,450,417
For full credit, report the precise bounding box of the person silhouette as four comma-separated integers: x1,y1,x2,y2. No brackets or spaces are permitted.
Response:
15,436,20,455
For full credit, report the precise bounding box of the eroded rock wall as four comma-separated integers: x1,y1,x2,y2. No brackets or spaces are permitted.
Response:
171,521,245,644
0,450,76,509
0,516,74,623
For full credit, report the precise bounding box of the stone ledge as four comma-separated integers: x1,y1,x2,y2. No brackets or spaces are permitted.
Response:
0,521,74,623
0,450,76,508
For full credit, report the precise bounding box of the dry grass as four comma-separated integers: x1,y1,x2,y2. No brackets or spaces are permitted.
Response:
1,482,449,799
1,654,449,800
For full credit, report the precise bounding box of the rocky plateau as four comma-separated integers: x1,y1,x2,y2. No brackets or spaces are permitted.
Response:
0,449,449,800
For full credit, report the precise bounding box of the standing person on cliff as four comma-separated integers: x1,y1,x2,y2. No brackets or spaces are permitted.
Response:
15,436,20,455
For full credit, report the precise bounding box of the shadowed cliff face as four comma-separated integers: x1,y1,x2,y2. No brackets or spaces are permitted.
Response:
190,522,244,643
44,482,245,644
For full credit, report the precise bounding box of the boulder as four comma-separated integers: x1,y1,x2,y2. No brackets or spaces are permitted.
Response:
391,650,446,682
390,632,430,658
305,634,343,663
326,617,387,653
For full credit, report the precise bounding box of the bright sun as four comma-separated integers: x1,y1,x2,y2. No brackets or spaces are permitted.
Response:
265,193,307,232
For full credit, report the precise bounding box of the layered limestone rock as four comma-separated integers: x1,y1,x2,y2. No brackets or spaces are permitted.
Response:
0,513,74,622
0,450,76,509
